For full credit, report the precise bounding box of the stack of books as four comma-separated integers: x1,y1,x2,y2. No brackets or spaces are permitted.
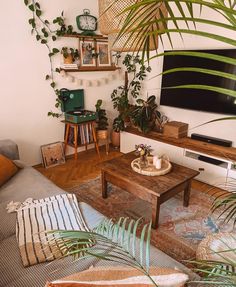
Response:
61,63,78,70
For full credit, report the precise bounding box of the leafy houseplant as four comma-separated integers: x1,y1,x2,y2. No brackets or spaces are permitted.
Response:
111,54,151,123
130,95,159,134
111,116,125,148
61,47,79,64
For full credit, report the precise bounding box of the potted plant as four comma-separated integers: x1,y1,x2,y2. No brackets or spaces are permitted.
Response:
61,47,79,64
111,116,125,148
130,95,160,134
111,54,151,124
95,99,109,141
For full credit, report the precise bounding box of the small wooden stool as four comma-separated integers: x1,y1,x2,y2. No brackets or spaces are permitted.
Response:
63,120,100,160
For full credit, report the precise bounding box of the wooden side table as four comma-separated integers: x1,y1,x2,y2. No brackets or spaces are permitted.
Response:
63,120,100,160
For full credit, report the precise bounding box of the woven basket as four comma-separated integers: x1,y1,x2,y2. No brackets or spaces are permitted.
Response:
131,156,172,176
98,0,167,51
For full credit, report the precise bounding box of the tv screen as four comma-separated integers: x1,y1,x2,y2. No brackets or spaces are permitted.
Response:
160,49,236,115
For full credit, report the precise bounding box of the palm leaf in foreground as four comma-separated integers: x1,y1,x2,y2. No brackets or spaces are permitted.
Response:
47,218,157,286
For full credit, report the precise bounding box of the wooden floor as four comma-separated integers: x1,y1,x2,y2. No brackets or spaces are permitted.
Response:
35,145,226,196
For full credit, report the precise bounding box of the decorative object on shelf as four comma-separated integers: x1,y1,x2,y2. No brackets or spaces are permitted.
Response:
61,47,79,64
79,40,97,67
131,155,172,176
134,144,153,168
95,99,109,154
98,0,167,51
40,142,65,168
163,121,189,139
76,9,97,36
97,41,111,67
111,116,125,148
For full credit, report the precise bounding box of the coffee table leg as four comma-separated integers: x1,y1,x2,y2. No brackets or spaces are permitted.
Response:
151,196,160,229
183,181,191,207
102,171,108,199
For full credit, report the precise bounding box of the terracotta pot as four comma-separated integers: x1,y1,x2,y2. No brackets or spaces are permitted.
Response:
111,130,120,148
63,54,73,64
97,129,108,140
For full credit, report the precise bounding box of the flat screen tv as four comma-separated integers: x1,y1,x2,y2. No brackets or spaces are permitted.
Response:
160,49,236,115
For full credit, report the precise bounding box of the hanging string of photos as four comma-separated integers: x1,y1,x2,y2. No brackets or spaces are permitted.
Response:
60,69,124,87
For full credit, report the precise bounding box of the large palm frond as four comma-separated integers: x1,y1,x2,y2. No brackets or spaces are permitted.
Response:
48,218,157,286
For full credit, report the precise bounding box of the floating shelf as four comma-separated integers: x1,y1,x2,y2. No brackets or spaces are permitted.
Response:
62,34,108,40
61,66,121,72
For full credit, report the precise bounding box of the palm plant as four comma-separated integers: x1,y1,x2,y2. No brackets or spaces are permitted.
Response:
112,0,236,284
48,218,158,286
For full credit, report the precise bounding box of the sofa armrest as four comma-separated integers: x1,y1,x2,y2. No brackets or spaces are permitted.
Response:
0,139,19,160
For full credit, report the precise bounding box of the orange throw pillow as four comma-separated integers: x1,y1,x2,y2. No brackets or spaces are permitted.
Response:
0,154,19,187
46,266,189,287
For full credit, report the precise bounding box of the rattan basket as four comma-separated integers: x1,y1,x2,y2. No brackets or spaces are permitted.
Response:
98,0,168,51
131,156,172,176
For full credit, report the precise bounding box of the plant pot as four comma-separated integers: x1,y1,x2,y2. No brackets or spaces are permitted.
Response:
63,55,73,64
97,129,108,140
111,130,120,148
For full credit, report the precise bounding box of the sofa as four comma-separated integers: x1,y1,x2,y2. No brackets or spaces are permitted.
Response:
0,140,197,287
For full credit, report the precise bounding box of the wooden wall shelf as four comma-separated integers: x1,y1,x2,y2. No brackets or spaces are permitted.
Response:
62,34,108,40
125,126,236,162
61,66,120,72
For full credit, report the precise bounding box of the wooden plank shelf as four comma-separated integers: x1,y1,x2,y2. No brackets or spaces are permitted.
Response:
62,34,108,40
125,126,236,162
61,66,120,72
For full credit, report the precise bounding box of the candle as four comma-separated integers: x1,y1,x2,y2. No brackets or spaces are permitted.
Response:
153,155,158,166
155,158,162,169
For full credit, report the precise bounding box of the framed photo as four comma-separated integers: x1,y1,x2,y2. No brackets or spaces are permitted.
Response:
40,142,65,168
79,40,96,67
97,42,111,67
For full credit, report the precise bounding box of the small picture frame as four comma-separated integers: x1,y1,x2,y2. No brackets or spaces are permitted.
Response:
79,40,96,67
40,142,65,168
97,41,111,67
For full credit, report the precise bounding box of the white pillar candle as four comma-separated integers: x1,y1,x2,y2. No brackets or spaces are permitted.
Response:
153,156,158,166
155,158,162,169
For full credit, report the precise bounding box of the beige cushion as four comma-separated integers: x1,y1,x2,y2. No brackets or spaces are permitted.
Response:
196,232,236,263
46,266,189,287
0,154,19,187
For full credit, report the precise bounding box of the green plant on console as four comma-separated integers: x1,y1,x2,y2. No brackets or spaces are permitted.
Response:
95,99,109,131
130,95,159,134
111,54,151,121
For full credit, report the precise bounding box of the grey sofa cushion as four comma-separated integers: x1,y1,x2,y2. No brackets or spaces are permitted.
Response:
0,139,19,160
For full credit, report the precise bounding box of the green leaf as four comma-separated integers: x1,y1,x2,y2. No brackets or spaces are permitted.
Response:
52,48,59,54
41,39,47,44
45,75,50,80
36,9,41,17
48,52,54,57
45,20,49,24
50,82,56,88
52,35,57,41
24,0,29,6
28,4,34,11
36,34,40,41
55,68,60,73
35,2,40,9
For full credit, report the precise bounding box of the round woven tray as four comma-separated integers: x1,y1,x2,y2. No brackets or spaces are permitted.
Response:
131,156,172,176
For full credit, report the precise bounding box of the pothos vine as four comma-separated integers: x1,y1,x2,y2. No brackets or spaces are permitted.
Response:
23,0,78,117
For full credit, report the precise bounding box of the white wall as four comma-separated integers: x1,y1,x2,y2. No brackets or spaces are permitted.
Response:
0,0,122,165
0,2,235,165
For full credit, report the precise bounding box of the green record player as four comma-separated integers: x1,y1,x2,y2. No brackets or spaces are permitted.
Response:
60,89,97,124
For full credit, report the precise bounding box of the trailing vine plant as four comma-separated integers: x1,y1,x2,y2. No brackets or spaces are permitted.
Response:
23,0,78,117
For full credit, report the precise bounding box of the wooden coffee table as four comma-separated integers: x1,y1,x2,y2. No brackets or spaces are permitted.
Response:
100,152,200,229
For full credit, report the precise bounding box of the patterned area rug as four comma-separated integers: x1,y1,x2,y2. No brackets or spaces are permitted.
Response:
67,177,234,262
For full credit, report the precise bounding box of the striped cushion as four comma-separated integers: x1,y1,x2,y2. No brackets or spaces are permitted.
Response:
46,266,189,287
16,194,89,267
